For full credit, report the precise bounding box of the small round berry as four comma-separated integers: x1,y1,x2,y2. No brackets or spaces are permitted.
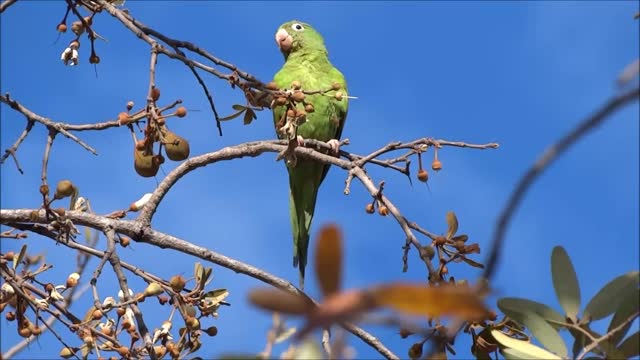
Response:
365,203,375,214
175,106,187,118
431,159,442,171
266,82,278,90
378,206,389,216
290,80,301,90
417,169,428,182
57,23,67,33
151,87,161,101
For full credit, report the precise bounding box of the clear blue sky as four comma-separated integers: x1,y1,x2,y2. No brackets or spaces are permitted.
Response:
1,1,638,359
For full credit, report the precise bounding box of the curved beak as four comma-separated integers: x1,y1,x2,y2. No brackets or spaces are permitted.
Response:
275,28,293,52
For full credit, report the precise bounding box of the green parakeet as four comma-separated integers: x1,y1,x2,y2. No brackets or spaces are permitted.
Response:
272,20,349,289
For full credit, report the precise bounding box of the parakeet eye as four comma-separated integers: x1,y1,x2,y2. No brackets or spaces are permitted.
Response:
291,23,304,32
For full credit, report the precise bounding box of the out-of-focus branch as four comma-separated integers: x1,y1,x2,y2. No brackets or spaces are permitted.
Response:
0,0,17,13
483,86,640,280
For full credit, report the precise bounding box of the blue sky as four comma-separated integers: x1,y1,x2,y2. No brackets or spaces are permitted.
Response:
1,1,638,359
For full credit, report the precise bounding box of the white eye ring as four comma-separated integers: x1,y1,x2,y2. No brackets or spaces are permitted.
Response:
291,23,304,32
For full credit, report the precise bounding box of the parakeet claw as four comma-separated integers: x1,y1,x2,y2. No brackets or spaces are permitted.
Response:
327,139,340,155
296,135,305,147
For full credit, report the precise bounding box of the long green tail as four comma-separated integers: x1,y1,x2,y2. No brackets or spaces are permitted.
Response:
288,162,325,290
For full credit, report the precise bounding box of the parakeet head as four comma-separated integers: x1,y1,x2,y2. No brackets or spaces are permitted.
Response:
275,20,327,59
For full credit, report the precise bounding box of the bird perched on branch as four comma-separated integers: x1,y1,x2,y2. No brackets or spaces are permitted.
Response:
272,20,349,289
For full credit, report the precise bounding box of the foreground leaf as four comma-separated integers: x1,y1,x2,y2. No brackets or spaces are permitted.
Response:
371,283,488,321
583,271,639,322
248,288,313,315
314,224,342,298
608,288,639,345
619,331,640,358
491,330,561,360
497,297,565,329
551,246,581,321
521,310,568,357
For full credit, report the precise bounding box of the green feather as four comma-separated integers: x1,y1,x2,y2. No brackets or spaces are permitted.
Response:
272,20,348,289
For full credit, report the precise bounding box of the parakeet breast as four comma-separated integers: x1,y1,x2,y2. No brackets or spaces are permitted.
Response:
273,58,347,142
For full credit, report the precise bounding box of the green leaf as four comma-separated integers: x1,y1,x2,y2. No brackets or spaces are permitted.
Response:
13,244,27,270
551,246,581,321
445,211,458,238
619,331,640,358
491,330,562,359
608,288,639,345
583,271,639,322
498,297,565,329
521,311,568,357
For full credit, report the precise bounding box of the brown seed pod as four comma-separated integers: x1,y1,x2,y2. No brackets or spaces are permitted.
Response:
175,106,187,118
417,169,428,182
134,147,159,178
116,346,129,357
331,82,342,91
408,342,423,360
290,80,301,90
54,180,75,199
292,91,305,102
431,159,442,171
163,130,190,161
83,16,93,26
169,275,186,293
151,87,161,101
89,54,100,64
135,140,147,151
92,309,103,320
275,97,287,106
266,82,278,90
378,206,389,216
70,21,84,36
118,112,130,125
120,236,130,247
305,104,315,113
18,326,32,338
6,311,16,321
286,109,295,118
334,91,344,101
57,23,67,33
152,154,165,166
205,326,218,336
365,203,375,214
39,184,49,196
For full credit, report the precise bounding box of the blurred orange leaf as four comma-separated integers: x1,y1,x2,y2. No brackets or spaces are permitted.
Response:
314,224,343,298
248,288,313,315
370,283,488,321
